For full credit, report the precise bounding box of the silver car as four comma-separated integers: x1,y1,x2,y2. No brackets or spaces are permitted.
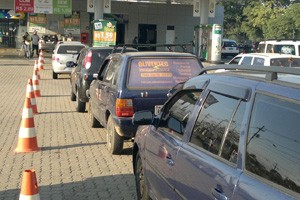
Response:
52,41,86,79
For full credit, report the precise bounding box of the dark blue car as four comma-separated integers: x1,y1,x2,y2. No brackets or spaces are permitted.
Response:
132,65,300,200
88,51,203,154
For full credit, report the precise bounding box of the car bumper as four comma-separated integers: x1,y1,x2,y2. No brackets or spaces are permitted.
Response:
52,63,73,74
113,116,138,139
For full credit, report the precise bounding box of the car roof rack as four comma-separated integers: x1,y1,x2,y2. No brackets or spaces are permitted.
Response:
109,43,193,53
199,65,300,81
261,39,299,42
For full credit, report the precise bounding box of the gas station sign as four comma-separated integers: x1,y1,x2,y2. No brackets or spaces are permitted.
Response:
93,19,116,47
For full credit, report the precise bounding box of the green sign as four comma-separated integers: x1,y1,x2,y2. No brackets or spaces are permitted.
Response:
93,19,117,47
53,0,72,15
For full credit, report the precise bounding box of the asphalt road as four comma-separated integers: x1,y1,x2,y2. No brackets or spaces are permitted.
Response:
0,51,136,200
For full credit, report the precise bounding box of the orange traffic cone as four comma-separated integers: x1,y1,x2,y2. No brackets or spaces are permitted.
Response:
38,51,44,70
19,169,40,200
32,71,41,97
15,97,40,153
26,79,38,115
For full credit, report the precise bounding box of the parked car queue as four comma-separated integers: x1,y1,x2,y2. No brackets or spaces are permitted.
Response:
47,41,300,200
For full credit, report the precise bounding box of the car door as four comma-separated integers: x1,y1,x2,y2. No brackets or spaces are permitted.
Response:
144,89,202,199
72,49,86,92
91,59,112,123
232,92,300,200
173,83,249,199
96,58,120,126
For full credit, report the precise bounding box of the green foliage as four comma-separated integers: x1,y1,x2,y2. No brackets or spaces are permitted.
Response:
223,0,300,42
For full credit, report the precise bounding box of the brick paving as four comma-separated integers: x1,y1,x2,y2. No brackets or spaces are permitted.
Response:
0,50,136,200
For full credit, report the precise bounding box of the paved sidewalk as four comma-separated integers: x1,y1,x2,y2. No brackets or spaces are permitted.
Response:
0,55,136,199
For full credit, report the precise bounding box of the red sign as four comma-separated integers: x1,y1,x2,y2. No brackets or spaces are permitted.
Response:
15,0,34,13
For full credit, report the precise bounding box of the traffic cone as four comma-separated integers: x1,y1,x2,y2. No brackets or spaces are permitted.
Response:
19,169,40,200
15,97,40,153
32,71,41,97
26,79,38,115
38,51,44,70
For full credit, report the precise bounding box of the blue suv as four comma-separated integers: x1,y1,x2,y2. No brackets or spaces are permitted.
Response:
87,51,203,154
132,65,300,200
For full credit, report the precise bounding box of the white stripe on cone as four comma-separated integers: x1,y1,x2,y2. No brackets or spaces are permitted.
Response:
19,193,40,200
18,127,36,138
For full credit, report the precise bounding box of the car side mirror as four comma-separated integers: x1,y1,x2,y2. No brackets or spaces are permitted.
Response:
132,111,153,125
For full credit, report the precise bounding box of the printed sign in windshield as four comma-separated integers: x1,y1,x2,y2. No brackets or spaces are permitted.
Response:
127,58,201,89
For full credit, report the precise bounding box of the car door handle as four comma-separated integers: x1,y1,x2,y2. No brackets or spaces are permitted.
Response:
166,154,174,166
211,188,228,200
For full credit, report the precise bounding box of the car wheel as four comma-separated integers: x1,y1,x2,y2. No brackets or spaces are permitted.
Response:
52,71,58,79
135,153,150,200
88,102,102,128
107,115,124,155
70,86,76,101
76,90,86,112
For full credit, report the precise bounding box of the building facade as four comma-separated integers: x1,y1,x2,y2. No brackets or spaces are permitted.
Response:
0,0,224,52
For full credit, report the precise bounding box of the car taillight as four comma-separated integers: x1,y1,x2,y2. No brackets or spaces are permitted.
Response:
84,51,92,69
52,57,59,61
116,98,134,117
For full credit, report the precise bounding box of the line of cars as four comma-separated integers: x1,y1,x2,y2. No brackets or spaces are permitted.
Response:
51,40,299,199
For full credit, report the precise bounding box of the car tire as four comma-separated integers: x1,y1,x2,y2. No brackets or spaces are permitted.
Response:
107,115,124,155
135,152,151,200
52,71,58,79
76,90,86,112
88,102,102,128
70,87,76,101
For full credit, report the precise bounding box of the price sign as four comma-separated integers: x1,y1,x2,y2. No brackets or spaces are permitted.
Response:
93,20,116,47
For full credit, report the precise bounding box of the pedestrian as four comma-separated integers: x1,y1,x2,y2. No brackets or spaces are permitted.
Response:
22,32,32,58
132,36,138,49
32,30,40,57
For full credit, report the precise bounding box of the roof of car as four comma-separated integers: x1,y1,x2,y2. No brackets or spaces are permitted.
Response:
112,51,198,57
198,65,300,86
236,53,300,58
57,41,85,46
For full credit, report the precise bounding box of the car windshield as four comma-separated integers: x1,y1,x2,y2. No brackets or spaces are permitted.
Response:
57,45,85,54
127,57,201,89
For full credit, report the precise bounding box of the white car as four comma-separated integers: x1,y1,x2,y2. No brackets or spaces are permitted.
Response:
52,41,86,79
227,53,300,67
221,39,239,58
257,40,300,56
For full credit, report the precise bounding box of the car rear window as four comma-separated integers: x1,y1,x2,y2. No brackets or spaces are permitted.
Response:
57,45,85,54
224,41,237,47
89,48,137,73
270,58,300,67
127,57,201,89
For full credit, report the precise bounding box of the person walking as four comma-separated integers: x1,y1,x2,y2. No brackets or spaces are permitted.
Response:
32,30,40,57
22,32,32,58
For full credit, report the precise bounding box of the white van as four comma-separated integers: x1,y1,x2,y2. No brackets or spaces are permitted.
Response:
257,40,300,56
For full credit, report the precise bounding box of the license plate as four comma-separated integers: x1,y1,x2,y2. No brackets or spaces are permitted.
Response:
154,105,163,115
228,47,233,50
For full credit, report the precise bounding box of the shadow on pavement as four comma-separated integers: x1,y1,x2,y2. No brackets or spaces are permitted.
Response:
0,174,137,200
41,142,106,151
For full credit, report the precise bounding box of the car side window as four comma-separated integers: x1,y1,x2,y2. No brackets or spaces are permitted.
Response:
253,57,265,66
241,56,252,65
190,91,244,164
158,90,201,139
77,50,86,67
246,93,300,194
103,59,120,84
98,59,111,81
229,56,241,64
